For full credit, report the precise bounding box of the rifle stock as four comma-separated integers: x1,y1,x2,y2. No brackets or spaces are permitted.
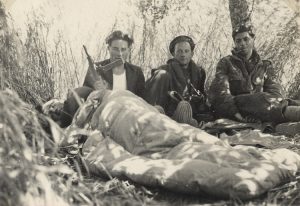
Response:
95,59,123,72
83,45,98,78
83,45,125,90
83,45,105,89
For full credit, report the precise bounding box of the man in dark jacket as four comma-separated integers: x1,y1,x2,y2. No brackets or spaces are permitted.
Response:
145,35,208,125
209,25,300,123
60,30,145,127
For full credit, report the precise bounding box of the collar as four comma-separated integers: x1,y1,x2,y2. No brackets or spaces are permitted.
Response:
231,49,261,64
167,58,197,69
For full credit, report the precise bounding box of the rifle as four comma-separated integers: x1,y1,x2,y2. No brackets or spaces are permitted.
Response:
83,45,106,90
83,45,123,73
168,79,206,103
82,45,125,90
95,59,124,72
83,45,93,65
187,79,206,101
83,45,99,79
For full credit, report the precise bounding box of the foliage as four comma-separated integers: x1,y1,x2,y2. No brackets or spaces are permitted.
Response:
1,0,300,205
256,13,300,96
137,0,190,25
5,0,299,97
0,3,53,106
0,89,67,205
0,89,155,205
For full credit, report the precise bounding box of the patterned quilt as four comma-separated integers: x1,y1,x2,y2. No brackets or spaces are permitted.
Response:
68,89,300,200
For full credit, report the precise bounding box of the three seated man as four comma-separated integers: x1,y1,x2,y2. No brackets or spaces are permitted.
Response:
55,27,299,130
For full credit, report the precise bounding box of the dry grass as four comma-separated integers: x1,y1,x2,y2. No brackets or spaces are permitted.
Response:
0,89,153,206
1,63,300,206
1,87,299,205
1,0,300,205
0,89,66,205
1,16,53,106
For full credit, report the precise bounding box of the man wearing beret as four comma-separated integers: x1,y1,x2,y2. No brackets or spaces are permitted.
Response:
60,30,145,127
145,35,208,125
209,24,300,124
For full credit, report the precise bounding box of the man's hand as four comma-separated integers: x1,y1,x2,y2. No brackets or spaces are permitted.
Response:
93,80,106,90
234,112,261,123
234,112,246,122
244,116,261,123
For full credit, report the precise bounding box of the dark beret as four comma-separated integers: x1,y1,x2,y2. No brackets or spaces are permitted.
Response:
169,35,195,55
105,30,134,46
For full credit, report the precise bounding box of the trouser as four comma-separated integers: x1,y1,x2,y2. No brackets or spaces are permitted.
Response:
234,92,300,123
145,70,172,115
60,86,94,128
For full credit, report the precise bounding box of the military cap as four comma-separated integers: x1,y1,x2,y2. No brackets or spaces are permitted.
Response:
232,24,255,39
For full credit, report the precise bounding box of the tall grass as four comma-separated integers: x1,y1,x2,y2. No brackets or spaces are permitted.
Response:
5,0,298,100
1,0,300,205
256,13,300,96
1,5,52,106
1,8,81,105
0,88,157,205
0,89,68,205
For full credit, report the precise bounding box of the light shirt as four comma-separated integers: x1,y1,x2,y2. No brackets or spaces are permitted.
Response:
113,71,127,90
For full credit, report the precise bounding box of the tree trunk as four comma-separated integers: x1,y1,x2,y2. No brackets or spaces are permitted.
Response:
228,0,253,31
283,0,300,27
0,2,8,90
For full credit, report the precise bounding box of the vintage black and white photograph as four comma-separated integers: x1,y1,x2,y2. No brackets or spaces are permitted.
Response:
1,0,300,205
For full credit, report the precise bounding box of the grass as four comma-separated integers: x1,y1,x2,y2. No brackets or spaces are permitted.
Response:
1,0,300,205
1,84,300,206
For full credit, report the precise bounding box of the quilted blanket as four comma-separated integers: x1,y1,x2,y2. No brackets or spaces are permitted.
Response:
74,89,300,200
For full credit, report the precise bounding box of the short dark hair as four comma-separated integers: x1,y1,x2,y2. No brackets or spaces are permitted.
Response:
169,35,195,55
105,30,134,46
232,25,255,39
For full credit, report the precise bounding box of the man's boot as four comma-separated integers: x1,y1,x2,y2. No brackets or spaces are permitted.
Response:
283,106,300,122
275,104,300,136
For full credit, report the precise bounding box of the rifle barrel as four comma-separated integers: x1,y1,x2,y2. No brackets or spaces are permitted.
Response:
83,45,93,63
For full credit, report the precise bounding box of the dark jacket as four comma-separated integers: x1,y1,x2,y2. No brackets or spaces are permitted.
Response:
156,59,206,96
209,50,283,118
145,59,206,116
60,60,145,128
83,59,145,98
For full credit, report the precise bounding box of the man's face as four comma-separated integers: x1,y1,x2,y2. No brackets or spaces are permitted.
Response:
173,41,193,66
234,32,254,57
108,39,130,62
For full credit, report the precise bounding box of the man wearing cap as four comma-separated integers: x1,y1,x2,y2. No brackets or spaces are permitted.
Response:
145,35,207,125
60,30,145,127
208,24,300,124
